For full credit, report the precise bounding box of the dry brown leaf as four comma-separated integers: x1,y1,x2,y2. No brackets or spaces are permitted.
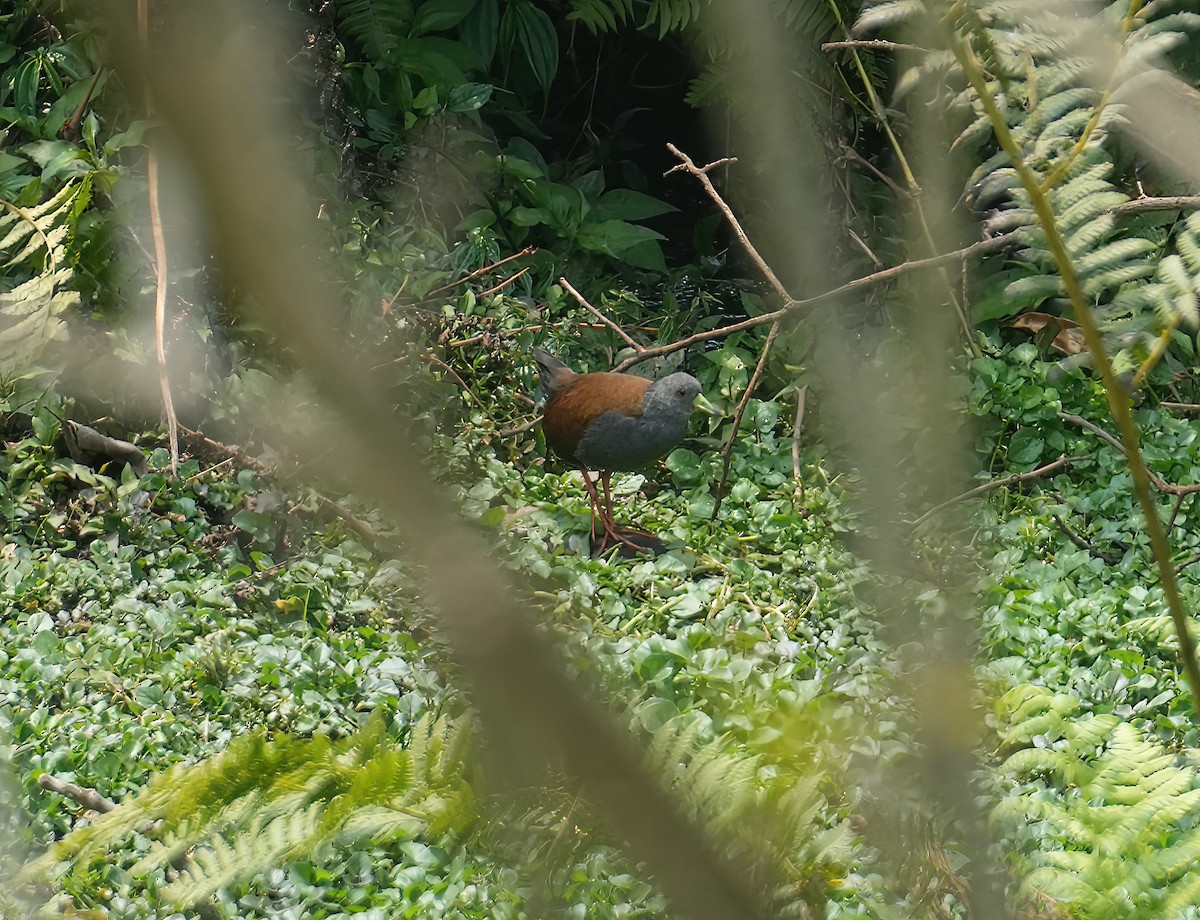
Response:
1009,312,1088,355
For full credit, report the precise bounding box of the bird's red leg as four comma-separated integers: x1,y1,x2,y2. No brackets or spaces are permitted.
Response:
599,471,654,553
578,468,609,550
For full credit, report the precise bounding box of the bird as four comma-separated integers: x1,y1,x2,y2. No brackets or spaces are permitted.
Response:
533,347,710,554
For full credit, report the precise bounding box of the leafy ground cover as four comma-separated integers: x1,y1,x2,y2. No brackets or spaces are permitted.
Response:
9,313,1200,918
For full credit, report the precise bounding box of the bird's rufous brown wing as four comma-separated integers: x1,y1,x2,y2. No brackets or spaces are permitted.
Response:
542,372,650,462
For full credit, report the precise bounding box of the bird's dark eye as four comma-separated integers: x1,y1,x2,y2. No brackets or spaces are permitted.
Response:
677,386,687,396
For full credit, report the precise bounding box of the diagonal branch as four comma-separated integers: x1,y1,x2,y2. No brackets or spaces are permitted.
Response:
666,144,790,302
712,319,784,519
612,233,1016,372
911,454,1085,529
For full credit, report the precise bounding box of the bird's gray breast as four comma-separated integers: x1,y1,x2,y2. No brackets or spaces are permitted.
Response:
574,409,688,471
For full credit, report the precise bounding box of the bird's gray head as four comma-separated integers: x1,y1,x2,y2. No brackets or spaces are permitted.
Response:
643,372,702,422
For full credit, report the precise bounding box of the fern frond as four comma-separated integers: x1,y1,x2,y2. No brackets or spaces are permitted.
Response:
643,0,702,38
994,687,1200,917
566,0,633,34
336,0,413,62
852,0,924,33
22,712,473,907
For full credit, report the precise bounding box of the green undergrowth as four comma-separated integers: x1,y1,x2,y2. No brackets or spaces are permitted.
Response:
966,344,1200,916
0,375,894,916
16,332,1200,918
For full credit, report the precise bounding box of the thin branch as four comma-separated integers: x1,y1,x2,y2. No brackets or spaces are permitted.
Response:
477,266,529,298
712,319,783,519
1177,551,1200,574
910,455,1084,529
1160,401,1200,414
38,774,116,813
822,39,927,53
848,228,884,268
141,0,179,476
421,352,485,408
1168,492,1191,535
422,246,537,299
1112,196,1200,216
612,233,1017,372
559,277,640,350
497,416,542,438
666,144,791,302
1058,412,1200,496
792,384,808,485
838,142,907,198
1051,513,1122,565
448,321,660,349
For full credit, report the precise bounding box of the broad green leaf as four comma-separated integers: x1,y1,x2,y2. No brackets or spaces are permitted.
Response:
576,219,665,257
594,188,677,221
413,0,478,35
509,1,559,96
1008,427,1045,468
460,0,499,63
446,81,492,112
507,205,548,227
617,238,668,273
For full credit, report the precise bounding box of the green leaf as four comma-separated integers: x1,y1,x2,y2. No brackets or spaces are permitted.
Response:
507,206,548,227
594,189,677,221
0,152,26,176
571,169,605,200
1008,427,1045,468
446,81,493,112
412,0,478,35
460,0,500,63
479,505,506,526
576,220,665,258
231,509,272,538
508,1,559,96
665,448,703,485
617,238,668,273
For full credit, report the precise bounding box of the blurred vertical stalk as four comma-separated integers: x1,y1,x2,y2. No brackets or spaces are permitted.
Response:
98,1,777,916
137,0,179,475
696,1,1007,914
941,6,1200,712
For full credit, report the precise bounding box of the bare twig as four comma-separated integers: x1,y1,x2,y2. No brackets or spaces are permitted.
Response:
559,277,641,350
1058,412,1200,496
910,455,1084,529
421,352,485,408
1178,551,1200,573
498,416,542,438
140,0,179,476
1051,513,1122,565
712,319,783,519
822,39,927,53
848,228,884,267
477,266,529,298
59,69,102,141
666,144,790,302
1112,196,1200,216
838,142,907,199
612,233,1016,372
449,321,660,349
1160,401,1200,414
1168,492,1191,535
792,384,808,485
421,246,537,299
38,774,116,813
